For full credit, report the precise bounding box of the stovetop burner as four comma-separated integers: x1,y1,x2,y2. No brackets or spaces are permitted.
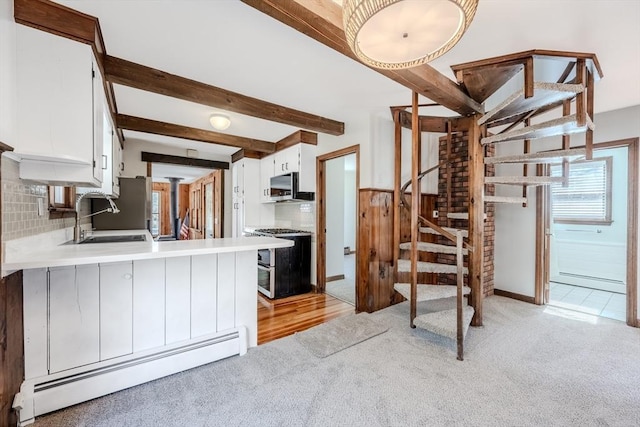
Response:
252,228,311,236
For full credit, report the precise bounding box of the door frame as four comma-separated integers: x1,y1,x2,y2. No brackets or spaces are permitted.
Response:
536,137,638,327
316,145,360,305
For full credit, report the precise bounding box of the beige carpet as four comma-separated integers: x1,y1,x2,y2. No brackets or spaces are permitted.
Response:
295,313,387,357
33,296,640,426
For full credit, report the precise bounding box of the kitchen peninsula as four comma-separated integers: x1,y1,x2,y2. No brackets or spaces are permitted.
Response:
3,230,292,425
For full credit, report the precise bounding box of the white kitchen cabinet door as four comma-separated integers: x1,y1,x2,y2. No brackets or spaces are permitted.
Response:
274,145,300,175
132,259,165,352
91,57,104,184
49,265,100,374
232,161,243,198
112,132,122,197
22,268,49,379
16,26,103,186
99,262,133,360
260,156,275,203
165,256,191,344
217,253,235,332
191,254,217,338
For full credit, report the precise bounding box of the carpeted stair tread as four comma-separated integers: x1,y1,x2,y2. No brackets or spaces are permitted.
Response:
413,306,475,340
486,176,564,186
484,148,587,165
394,283,470,302
481,114,594,145
478,82,584,126
485,195,527,204
447,212,487,220
399,241,468,255
420,226,468,238
397,259,468,275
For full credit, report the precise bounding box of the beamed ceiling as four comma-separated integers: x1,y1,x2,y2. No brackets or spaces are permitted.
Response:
16,0,640,164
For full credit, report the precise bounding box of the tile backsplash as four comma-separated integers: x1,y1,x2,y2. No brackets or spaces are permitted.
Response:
1,156,90,241
274,202,316,231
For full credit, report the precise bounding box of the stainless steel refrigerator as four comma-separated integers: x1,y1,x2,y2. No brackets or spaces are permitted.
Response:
92,177,150,230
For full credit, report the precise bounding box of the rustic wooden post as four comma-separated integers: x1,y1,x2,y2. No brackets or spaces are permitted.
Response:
467,116,484,326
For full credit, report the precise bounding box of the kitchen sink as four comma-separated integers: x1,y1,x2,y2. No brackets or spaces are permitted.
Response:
65,234,148,244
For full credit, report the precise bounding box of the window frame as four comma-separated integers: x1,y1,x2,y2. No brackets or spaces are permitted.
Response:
550,156,613,225
48,186,77,219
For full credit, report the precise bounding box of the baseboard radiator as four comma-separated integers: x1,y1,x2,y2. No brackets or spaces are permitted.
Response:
15,328,246,426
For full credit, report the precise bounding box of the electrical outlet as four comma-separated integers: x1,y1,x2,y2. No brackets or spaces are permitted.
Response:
432,210,439,218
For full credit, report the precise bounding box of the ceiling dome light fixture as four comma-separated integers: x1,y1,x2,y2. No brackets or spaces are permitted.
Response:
342,0,479,70
209,113,231,131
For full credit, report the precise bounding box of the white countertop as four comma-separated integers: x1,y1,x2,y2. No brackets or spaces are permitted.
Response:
2,229,293,275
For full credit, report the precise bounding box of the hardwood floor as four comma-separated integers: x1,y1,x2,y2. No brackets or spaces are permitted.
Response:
257,292,355,345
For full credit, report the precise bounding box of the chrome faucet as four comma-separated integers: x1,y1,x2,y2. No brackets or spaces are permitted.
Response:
74,191,120,243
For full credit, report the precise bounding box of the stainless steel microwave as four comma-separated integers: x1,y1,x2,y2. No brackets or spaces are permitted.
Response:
269,172,314,202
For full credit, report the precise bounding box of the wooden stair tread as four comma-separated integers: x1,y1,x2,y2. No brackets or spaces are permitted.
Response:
394,283,470,302
397,260,468,275
485,148,587,164
485,195,527,204
413,306,475,340
420,227,468,238
481,114,594,145
478,82,584,126
486,176,564,186
399,242,468,255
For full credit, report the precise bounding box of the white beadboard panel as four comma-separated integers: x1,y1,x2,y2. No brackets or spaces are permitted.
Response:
217,252,235,332
133,259,165,352
22,268,49,379
165,256,192,344
99,262,133,360
554,240,626,282
235,250,258,347
49,265,100,374
191,254,217,338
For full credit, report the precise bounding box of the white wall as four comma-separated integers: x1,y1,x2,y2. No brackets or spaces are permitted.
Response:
325,157,345,278
344,165,356,252
0,0,16,146
494,105,640,312
122,138,233,237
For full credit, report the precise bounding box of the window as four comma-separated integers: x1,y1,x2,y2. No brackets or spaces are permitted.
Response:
48,186,76,218
550,157,612,224
151,191,161,236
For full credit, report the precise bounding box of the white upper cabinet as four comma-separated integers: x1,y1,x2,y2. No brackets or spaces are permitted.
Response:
265,143,316,193
77,107,121,197
15,25,105,187
260,156,275,203
274,145,300,175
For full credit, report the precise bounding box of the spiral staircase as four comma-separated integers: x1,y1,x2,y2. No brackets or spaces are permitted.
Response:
392,50,603,360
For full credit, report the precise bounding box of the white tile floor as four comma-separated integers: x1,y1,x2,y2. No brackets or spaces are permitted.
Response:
549,282,627,322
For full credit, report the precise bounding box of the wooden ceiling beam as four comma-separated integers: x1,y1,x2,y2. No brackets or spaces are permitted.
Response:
105,56,344,136
117,114,276,154
241,0,483,116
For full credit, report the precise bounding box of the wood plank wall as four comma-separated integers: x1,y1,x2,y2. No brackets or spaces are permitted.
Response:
0,271,24,427
357,189,436,312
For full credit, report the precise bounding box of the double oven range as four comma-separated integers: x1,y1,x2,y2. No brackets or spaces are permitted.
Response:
248,228,312,299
